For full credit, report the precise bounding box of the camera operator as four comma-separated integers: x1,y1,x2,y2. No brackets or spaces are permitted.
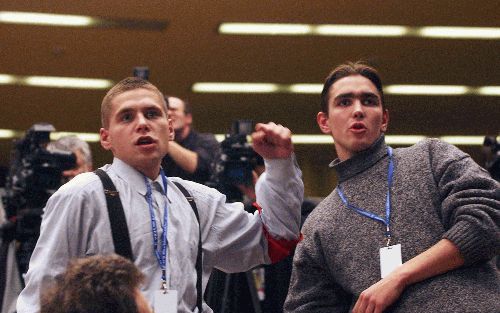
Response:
161,96,220,184
47,135,93,182
0,126,88,313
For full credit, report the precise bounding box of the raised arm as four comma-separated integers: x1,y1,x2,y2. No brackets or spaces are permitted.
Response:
252,122,303,242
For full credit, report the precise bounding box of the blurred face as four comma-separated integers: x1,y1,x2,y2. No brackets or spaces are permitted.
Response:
167,97,192,132
62,149,91,180
100,88,174,179
317,75,388,161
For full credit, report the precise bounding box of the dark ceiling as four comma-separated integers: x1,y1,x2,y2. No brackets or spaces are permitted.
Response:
1,1,499,196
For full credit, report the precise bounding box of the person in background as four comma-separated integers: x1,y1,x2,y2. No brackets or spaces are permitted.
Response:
40,254,152,313
285,61,499,313
0,135,94,313
161,96,220,184
47,135,93,181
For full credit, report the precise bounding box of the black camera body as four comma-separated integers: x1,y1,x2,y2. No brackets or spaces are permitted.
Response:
2,123,76,274
209,120,262,202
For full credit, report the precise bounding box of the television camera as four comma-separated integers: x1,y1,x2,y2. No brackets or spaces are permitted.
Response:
208,120,263,203
1,123,76,275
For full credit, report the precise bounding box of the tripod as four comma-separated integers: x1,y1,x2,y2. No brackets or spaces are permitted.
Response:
206,268,262,313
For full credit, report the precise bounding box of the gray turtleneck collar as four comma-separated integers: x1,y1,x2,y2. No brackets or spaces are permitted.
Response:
330,135,388,182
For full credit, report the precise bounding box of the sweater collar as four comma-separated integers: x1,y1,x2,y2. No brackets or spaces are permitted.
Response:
330,135,388,182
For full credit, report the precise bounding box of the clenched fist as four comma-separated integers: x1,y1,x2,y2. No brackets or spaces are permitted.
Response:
251,122,293,159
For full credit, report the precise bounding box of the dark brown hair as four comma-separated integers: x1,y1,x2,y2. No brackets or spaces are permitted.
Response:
40,254,145,313
101,77,166,128
320,61,385,113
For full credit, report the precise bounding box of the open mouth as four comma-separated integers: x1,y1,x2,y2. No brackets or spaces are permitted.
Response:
350,123,366,130
136,136,155,146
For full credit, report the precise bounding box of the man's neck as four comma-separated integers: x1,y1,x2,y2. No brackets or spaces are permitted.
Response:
135,161,162,180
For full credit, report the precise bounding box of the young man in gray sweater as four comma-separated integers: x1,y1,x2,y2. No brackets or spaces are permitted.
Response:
285,62,499,313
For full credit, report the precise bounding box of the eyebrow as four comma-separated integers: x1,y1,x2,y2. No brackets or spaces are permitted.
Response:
334,92,379,101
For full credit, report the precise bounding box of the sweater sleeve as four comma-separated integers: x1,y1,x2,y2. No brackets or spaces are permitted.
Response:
429,139,500,265
284,220,352,313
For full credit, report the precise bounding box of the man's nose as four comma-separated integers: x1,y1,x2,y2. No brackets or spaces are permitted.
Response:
352,100,365,119
136,113,150,130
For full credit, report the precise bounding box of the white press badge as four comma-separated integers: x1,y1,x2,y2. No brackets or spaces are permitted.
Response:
154,289,178,313
379,243,402,278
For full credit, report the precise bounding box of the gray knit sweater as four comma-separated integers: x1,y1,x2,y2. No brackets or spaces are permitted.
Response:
285,136,500,313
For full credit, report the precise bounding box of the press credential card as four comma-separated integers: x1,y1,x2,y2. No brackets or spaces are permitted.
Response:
379,244,402,278
153,289,177,313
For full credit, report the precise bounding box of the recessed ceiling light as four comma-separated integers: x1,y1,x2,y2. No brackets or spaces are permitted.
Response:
219,22,500,40
24,76,113,89
0,11,95,27
0,74,16,84
384,85,470,95
0,11,167,30
50,132,101,142
219,23,312,35
477,86,500,96
418,27,500,39
0,74,114,89
0,130,491,146
288,84,323,94
314,25,408,37
192,82,279,93
193,82,499,96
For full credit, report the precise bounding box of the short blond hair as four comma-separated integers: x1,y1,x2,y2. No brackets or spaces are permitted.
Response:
101,77,166,128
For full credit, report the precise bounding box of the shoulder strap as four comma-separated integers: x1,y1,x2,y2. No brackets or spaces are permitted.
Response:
94,169,134,261
173,181,203,313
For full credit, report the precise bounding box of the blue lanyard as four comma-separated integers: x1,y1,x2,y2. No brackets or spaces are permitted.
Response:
336,147,394,246
144,169,169,287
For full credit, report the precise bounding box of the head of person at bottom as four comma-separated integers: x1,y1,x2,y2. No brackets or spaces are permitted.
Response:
316,61,389,161
99,77,174,180
40,254,152,313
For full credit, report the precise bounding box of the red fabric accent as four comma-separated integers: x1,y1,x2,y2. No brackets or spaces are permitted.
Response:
253,202,303,264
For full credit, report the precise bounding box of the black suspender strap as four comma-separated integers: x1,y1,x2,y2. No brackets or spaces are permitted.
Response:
94,170,202,311
173,182,203,313
94,169,134,261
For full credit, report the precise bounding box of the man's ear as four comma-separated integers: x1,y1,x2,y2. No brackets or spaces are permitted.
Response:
381,109,389,133
100,128,112,150
168,119,175,141
317,111,331,134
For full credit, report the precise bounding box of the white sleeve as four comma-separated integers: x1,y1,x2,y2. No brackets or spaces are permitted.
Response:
16,188,89,313
256,153,303,240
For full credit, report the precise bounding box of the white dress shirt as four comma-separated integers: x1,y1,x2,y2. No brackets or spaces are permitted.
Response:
17,155,303,313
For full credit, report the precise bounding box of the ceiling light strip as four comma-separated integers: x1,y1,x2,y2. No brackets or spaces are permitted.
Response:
0,74,113,89
192,82,500,96
25,76,113,89
50,132,101,142
385,85,470,95
0,130,491,146
0,11,167,30
0,11,95,27
192,82,280,93
219,23,500,39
